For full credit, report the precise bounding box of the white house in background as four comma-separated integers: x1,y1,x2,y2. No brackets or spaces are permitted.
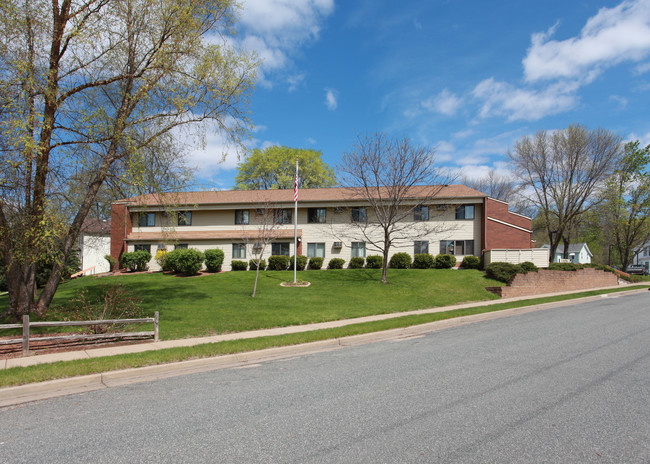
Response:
78,218,112,274
541,243,593,264
633,243,650,273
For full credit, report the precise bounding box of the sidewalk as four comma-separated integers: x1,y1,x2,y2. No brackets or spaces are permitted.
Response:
2,284,644,370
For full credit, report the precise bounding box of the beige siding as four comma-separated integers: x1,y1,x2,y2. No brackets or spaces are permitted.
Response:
127,202,485,271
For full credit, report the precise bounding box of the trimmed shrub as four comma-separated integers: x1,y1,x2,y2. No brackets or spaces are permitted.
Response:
121,250,151,272
104,254,117,272
231,260,248,271
389,252,411,269
249,259,266,271
204,249,225,273
485,262,519,283
518,261,538,273
176,248,204,275
365,255,383,269
461,255,481,270
163,249,181,273
412,253,435,269
349,257,365,269
328,258,345,269
154,249,168,270
288,255,308,271
549,262,581,271
308,257,324,270
268,255,290,271
433,253,456,269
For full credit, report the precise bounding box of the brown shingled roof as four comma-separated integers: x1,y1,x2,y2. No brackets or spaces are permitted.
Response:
116,185,486,207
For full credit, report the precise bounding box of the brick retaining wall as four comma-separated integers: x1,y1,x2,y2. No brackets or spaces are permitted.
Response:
486,268,618,298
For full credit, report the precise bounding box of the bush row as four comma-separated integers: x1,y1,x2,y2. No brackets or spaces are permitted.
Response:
155,248,224,276
229,253,483,271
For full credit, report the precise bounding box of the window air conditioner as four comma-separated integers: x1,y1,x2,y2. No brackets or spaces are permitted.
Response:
333,241,343,248
435,205,447,211
334,207,344,213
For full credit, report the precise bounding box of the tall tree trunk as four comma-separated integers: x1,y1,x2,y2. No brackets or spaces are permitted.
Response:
5,262,37,319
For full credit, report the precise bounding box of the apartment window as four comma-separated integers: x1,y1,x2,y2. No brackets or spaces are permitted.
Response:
351,207,367,222
414,205,429,221
175,244,188,250
308,208,326,224
177,211,192,226
232,243,246,259
414,241,429,254
440,240,474,256
455,205,475,220
274,209,292,224
272,242,290,256
134,244,151,253
235,209,249,225
351,242,366,258
307,242,325,258
138,212,155,227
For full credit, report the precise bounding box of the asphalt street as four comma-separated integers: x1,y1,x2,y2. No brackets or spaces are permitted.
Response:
1,292,648,463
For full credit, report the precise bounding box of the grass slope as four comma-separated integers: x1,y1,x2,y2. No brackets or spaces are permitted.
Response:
1,269,503,339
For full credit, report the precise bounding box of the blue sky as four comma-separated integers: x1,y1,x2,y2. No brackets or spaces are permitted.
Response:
189,0,650,189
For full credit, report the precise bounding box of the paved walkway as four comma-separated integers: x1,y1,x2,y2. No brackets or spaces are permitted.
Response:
3,284,644,370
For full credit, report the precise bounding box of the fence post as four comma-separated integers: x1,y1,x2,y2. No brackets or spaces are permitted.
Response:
22,315,30,356
154,311,159,342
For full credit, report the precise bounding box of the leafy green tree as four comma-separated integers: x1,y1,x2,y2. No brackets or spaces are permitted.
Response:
235,146,336,190
0,0,257,318
600,141,650,270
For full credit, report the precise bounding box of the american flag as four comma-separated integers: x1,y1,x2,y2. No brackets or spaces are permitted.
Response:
293,174,298,202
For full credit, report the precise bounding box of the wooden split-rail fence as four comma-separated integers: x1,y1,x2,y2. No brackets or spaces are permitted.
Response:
0,312,159,357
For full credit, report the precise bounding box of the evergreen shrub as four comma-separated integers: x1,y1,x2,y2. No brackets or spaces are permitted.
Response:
328,258,345,269
204,249,225,273
349,257,365,269
389,252,411,269
412,253,434,269
433,253,456,269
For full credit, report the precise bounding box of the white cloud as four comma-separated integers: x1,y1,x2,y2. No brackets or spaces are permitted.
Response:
524,0,650,82
422,89,462,116
433,140,455,162
627,131,650,146
325,87,338,110
453,129,475,139
237,0,335,86
473,78,579,121
609,95,629,109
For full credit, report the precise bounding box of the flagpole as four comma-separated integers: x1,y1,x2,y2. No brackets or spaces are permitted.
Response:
293,157,298,284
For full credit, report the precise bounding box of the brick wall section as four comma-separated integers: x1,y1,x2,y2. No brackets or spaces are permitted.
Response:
483,198,533,251
487,268,618,298
110,203,132,265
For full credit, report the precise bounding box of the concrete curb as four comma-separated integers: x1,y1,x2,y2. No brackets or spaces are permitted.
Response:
2,287,647,408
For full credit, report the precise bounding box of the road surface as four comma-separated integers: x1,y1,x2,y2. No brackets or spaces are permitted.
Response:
1,292,649,463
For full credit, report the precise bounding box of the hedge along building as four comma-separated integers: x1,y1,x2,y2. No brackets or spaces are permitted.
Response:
110,185,533,271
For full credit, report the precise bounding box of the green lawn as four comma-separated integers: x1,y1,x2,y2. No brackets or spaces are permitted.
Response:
1,269,504,340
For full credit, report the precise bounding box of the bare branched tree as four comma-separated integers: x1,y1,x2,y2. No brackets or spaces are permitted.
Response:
509,124,622,262
462,170,533,216
338,132,455,283
239,201,282,298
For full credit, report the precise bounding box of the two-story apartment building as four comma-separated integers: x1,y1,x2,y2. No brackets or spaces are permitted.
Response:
110,185,533,271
